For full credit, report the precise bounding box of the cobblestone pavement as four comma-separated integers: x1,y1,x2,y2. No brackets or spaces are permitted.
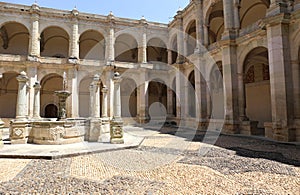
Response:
0,127,299,194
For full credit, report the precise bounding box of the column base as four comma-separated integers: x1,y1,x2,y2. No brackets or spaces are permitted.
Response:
264,122,296,142
88,118,102,142
10,120,30,144
222,120,240,134
240,120,260,135
27,55,39,62
110,117,124,144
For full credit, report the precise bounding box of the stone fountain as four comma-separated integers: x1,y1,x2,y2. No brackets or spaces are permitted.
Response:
9,71,123,145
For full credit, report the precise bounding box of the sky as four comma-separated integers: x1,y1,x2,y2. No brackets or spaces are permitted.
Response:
2,0,190,23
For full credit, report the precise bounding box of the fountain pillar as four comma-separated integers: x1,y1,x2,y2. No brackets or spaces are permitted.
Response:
10,71,30,144
33,81,41,118
16,71,29,120
110,72,124,144
55,72,71,120
99,85,110,142
88,74,102,142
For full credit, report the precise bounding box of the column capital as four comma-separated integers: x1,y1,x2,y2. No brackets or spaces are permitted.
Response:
101,85,108,93
16,71,29,83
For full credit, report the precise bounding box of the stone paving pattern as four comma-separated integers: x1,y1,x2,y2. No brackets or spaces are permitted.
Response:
0,127,299,194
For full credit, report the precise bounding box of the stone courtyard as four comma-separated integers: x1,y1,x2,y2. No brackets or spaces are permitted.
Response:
0,126,299,194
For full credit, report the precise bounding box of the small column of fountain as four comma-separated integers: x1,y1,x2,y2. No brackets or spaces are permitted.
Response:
55,72,71,120
110,72,124,144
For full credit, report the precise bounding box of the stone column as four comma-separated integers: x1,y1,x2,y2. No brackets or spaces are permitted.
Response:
26,66,37,118
265,16,294,141
203,24,209,47
16,72,29,120
222,42,240,134
69,17,79,60
33,81,41,118
237,73,247,121
101,85,108,118
167,88,174,117
175,65,186,119
167,49,172,65
267,0,288,17
176,10,185,64
29,4,40,59
138,27,147,63
110,72,124,144
89,74,101,118
137,69,149,123
233,0,241,30
106,12,115,65
194,57,208,129
69,68,79,118
194,0,204,53
88,74,101,142
223,0,235,30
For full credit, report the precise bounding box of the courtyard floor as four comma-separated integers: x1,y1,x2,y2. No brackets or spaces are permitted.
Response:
0,126,299,194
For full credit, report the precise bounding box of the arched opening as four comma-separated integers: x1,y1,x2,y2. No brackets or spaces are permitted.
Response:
185,20,197,56
239,0,270,28
244,47,271,128
40,73,63,117
79,76,103,117
209,61,224,119
171,35,178,64
115,34,138,63
0,72,18,118
147,38,168,63
44,104,58,118
40,26,69,58
121,78,137,117
207,0,224,44
188,70,196,117
79,30,105,60
148,80,168,117
0,22,29,55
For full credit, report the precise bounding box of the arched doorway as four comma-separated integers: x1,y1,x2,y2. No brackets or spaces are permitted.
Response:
148,80,167,117
0,72,18,118
121,78,137,117
40,73,63,117
188,70,196,117
244,47,271,128
44,104,58,118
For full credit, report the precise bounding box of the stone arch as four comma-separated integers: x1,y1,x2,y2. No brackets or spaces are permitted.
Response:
147,38,168,63
0,71,18,118
40,73,63,117
121,77,137,117
243,47,271,129
40,26,69,58
115,33,138,63
185,19,197,56
79,30,105,60
0,21,30,55
239,0,270,28
205,0,224,44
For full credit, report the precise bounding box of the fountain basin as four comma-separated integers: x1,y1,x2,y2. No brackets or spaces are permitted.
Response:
29,119,87,145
